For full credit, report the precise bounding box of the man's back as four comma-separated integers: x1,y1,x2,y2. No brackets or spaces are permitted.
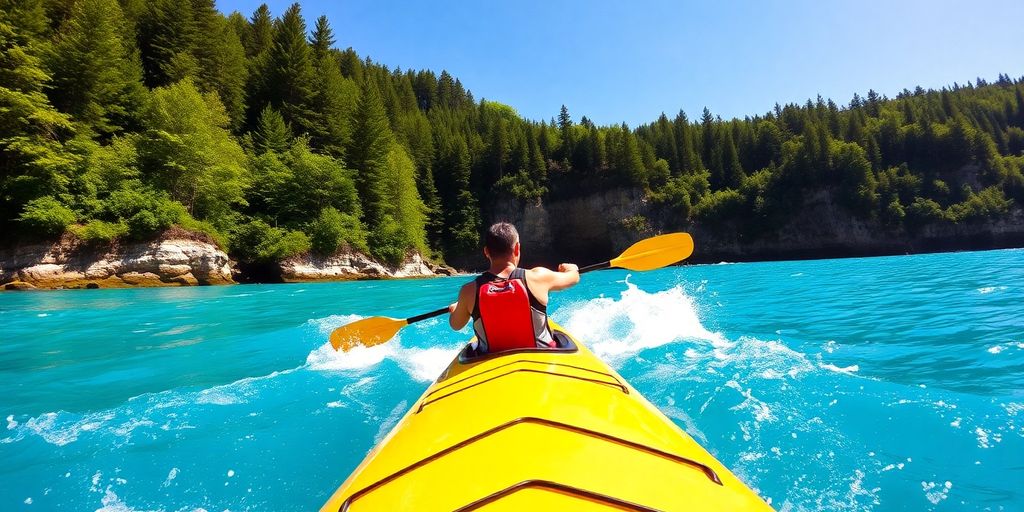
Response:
447,222,578,353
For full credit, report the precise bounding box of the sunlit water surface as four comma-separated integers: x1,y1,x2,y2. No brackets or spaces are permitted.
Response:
1,249,1022,511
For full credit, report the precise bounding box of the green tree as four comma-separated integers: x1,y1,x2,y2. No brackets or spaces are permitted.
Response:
244,4,274,58
252,105,290,154
137,0,197,87
191,3,248,129
46,0,145,137
0,18,76,230
308,206,367,254
307,15,356,157
263,2,317,136
347,78,393,228
380,143,428,256
137,79,247,227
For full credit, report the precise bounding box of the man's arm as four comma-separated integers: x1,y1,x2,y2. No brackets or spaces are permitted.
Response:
551,263,580,290
448,282,475,330
527,263,580,303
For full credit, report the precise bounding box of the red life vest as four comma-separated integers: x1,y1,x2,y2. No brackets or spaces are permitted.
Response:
472,268,554,353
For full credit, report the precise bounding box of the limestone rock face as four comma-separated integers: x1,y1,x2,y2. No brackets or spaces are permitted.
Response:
0,237,233,290
279,250,451,281
480,187,1024,266
482,188,651,269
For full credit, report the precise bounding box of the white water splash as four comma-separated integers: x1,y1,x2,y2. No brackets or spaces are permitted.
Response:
560,277,727,363
977,286,1006,294
304,314,460,382
819,363,860,375
975,427,991,448
986,341,1024,354
921,480,953,505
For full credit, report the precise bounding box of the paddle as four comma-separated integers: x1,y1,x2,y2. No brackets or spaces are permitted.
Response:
329,232,694,352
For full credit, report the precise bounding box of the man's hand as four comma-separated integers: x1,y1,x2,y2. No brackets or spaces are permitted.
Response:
558,263,579,273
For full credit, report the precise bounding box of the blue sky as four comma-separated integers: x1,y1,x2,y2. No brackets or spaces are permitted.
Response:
218,0,1024,127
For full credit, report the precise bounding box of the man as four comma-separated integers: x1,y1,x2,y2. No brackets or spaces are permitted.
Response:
448,222,579,353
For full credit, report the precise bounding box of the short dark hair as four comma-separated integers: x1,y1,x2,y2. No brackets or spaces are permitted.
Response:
485,222,519,257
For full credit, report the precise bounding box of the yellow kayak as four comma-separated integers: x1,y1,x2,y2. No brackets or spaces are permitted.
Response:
322,323,773,511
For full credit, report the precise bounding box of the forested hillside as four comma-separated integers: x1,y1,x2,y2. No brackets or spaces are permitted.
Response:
2,0,1023,268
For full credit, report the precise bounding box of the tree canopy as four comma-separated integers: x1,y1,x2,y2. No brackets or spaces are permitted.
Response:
1,1,1022,268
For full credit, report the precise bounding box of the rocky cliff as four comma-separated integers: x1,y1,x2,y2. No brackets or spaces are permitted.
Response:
1,230,233,290
278,250,455,282
470,188,651,269
486,189,1024,267
1,232,455,290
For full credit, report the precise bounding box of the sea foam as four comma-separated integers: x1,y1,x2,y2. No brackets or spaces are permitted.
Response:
560,277,727,364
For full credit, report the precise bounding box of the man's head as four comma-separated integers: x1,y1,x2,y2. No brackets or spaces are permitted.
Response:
484,222,520,264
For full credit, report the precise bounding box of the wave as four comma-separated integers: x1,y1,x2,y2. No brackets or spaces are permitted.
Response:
559,276,728,364
303,314,461,382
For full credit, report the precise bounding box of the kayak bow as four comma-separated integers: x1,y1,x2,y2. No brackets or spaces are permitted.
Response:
321,323,772,511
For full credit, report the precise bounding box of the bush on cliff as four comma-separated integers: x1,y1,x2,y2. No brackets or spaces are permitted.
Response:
71,220,129,243
368,215,409,265
104,185,188,239
693,189,745,223
308,207,368,255
231,219,310,263
905,197,948,231
18,197,76,236
947,186,1013,222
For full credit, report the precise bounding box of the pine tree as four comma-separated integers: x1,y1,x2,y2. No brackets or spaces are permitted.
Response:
444,137,481,255
558,105,572,131
307,16,355,157
263,3,317,137
347,79,393,228
411,69,437,109
484,114,510,182
137,0,198,87
437,70,455,108
253,105,290,154
187,0,247,130
46,0,146,136
384,143,428,254
722,128,744,188
309,15,333,61
245,4,274,58
338,48,363,82
1,0,47,39
673,111,700,172
700,107,715,166
527,126,547,186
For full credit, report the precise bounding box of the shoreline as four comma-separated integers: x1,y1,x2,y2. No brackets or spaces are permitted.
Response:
0,233,456,291
4,240,1021,291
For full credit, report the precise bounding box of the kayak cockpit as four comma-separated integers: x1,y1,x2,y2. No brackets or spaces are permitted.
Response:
457,329,577,362
439,329,578,382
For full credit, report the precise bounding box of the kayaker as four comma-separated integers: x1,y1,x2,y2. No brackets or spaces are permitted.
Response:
448,222,579,353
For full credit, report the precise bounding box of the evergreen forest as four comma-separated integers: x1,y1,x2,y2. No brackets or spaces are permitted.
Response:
3,0,1024,267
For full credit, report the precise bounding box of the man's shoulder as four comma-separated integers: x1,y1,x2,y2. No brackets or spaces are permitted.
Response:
525,266,554,281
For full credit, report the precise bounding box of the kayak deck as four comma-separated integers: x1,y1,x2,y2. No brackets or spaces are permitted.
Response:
321,325,771,511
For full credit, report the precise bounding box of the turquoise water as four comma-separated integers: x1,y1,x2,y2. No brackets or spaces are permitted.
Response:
2,249,1023,511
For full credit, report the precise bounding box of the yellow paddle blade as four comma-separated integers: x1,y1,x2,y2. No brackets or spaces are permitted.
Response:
610,232,694,271
329,316,407,352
